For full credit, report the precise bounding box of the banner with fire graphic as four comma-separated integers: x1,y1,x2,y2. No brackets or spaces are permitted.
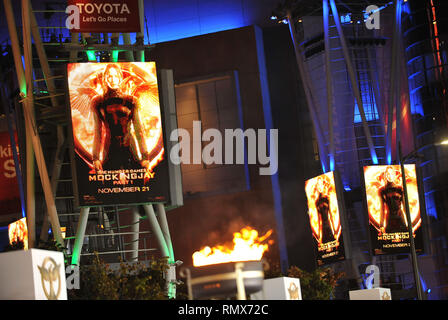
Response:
67,62,169,207
8,217,28,250
305,171,347,266
363,165,423,255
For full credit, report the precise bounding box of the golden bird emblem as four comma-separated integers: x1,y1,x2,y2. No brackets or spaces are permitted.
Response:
38,257,62,300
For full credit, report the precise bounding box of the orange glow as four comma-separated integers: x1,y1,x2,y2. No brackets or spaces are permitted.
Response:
192,227,273,267
8,217,28,250
67,62,164,177
305,172,342,245
363,165,421,234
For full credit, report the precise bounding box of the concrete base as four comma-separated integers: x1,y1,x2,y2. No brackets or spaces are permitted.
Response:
251,277,302,300
349,288,392,300
0,249,67,300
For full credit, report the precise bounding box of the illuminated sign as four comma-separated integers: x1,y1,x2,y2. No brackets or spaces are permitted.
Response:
305,171,348,266
67,0,141,33
67,62,169,207
0,131,21,218
363,165,423,255
8,217,28,250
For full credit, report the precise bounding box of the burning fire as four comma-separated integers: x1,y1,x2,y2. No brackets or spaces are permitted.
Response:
192,227,273,267
8,217,28,250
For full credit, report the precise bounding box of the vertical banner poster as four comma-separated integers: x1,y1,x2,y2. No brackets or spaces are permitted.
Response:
305,171,347,266
0,131,21,219
67,62,170,207
363,165,423,255
8,217,28,250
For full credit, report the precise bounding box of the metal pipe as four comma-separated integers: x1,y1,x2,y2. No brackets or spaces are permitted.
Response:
329,0,378,164
71,207,90,265
40,128,65,242
143,204,175,298
323,0,335,170
128,207,140,262
155,203,174,262
142,204,170,259
21,0,36,248
398,142,424,300
235,262,247,300
386,0,401,164
122,33,135,61
136,0,145,62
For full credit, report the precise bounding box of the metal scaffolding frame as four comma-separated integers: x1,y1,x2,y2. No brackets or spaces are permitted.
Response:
3,0,180,298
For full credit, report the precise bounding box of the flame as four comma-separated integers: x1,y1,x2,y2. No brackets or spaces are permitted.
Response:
8,217,28,250
363,165,421,234
192,227,273,267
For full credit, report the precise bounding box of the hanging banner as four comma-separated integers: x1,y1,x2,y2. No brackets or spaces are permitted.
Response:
67,0,141,33
0,131,21,219
67,62,170,207
305,171,348,266
363,165,424,255
8,217,28,250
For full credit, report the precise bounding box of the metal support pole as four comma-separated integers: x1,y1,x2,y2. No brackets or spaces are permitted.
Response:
399,142,424,300
30,4,58,106
287,13,329,172
128,207,140,262
143,204,176,298
22,0,36,248
136,0,145,62
386,0,401,163
323,0,335,170
122,33,135,61
71,207,90,265
69,33,80,62
329,0,378,164
155,203,174,262
143,204,170,258
155,203,177,298
39,129,65,242
235,262,247,300
179,268,193,300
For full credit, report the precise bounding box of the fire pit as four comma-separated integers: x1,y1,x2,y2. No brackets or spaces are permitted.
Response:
180,226,272,299
181,260,264,300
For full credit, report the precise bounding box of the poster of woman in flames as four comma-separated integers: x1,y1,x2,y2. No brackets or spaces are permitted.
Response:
67,62,169,206
363,165,423,255
305,172,345,265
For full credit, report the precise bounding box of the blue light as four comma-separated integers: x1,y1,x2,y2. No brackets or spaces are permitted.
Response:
329,155,335,171
386,151,392,165
344,185,352,191
340,13,351,24
145,2,248,44
321,159,327,174
371,153,379,165
270,15,277,20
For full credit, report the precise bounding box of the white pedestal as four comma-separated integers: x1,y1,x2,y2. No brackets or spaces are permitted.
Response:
0,249,67,300
349,288,392,300
251,277,302,300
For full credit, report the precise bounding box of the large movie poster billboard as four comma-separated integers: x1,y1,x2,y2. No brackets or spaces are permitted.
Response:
363,165,423,255
67,62,169,207
305,171,348,266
